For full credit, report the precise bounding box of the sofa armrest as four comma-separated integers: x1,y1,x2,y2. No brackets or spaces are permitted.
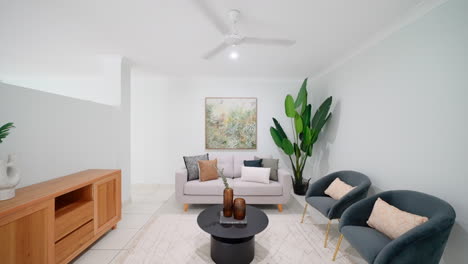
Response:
278,169,292,197
175,168,188,203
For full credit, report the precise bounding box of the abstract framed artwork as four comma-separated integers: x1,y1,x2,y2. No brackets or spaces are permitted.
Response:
205,97,257,149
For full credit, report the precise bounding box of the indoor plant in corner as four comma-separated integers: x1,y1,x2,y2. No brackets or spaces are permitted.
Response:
270,78,332,195
0,122,20,200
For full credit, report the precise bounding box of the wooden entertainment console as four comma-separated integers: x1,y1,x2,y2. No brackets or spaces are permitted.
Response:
0,169,121,264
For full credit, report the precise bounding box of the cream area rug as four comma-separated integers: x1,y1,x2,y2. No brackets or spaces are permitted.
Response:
115,213,354,264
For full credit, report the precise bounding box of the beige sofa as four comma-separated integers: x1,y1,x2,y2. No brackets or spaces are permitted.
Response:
175,154,292,212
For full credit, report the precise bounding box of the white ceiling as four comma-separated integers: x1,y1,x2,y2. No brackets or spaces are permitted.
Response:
0,0,428,78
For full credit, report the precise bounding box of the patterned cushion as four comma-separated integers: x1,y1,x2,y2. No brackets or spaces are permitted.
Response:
183,154,209,181
255,156,279,181
367,198,429,239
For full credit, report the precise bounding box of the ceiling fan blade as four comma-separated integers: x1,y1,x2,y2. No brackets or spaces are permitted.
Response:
193,0,229,35
242,37,296,46
203,42,229,59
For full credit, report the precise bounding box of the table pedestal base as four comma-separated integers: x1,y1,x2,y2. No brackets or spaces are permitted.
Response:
211,235,255,264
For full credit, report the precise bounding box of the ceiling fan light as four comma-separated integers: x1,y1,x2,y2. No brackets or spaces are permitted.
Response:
229,51,239,60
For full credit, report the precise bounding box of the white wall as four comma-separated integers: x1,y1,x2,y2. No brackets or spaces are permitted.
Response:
311,0,468,263
0,82,131,202
0,55,122,106
131,72,307,184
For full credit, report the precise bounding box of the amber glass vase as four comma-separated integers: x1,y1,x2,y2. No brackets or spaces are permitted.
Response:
233,198,246,220
223,188,233,217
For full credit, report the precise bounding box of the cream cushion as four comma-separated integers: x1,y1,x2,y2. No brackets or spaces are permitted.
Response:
324,178,355,200
240,166,271,184
367,198,429,239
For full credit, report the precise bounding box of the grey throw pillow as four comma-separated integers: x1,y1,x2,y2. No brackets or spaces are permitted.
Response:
183,154,209,181
255,156,279,181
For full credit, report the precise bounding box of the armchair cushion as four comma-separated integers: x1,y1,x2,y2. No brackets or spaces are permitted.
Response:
341,225,392,263
324,177,355,200
367,197,429,239
305,196,337,217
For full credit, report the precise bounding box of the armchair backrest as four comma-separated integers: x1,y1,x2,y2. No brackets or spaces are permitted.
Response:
332,171,371,188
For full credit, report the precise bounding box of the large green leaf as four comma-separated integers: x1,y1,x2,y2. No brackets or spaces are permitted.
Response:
285,95,296,118
270,127,283,148
0,122,15,143
302,104,311,128
311,96,332,130
295,78,308,109
272,118,287,139
294,143,301,158
294,113,303,134
281,138,294,155
304,126,312,145
307,145,313,156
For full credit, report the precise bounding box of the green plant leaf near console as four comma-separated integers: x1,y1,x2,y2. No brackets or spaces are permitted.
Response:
270,78,333,195
0,122,15,144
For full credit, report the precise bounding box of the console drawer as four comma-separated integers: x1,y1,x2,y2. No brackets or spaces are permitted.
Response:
55,220,94,264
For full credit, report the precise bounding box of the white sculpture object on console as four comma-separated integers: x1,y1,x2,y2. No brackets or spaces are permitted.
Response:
0,154,20,200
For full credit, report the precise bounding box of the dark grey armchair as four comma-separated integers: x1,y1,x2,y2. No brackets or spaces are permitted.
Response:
301,171,371,248
333,190,456,263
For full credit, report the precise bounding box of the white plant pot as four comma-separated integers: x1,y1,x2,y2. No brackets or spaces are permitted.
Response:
0,154,20,201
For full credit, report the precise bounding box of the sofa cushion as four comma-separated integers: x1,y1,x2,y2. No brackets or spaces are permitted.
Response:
255,156,279,181
183,154,209,181
210,153,234,178
243,159,262,167
232,178,282,196
305,196,337,217
233,154,272,178
184,178,234,195
198,159,218,182
341,226,392,263
240,166,271,184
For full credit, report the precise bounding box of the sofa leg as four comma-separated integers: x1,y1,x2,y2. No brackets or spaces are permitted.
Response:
300,204,308,223
277,204,283,212
183,204,188,212
324,219,332,248
332,234,344,261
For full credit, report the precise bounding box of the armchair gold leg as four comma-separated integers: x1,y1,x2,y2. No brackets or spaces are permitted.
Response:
332,234,344,261
300,204,308,223
324,219,332,248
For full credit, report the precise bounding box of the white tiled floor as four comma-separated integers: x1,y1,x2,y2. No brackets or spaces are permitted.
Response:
72,184,174,264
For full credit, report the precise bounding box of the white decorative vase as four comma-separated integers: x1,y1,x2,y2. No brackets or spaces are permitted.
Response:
0,154,20,200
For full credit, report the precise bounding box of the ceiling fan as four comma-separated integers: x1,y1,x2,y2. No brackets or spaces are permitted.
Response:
195,0,296,60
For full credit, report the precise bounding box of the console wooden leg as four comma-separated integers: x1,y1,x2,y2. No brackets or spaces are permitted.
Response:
112,224,117,230
301,204,308,223
277,204,283,212
183,204,189,212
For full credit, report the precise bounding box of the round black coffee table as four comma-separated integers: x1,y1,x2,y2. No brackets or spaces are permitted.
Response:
197,205,269,264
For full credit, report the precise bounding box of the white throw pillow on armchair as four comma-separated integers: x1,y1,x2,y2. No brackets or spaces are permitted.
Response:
240,166,271,184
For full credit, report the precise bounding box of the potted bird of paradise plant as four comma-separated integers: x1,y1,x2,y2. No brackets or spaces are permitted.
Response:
270,78,332,195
